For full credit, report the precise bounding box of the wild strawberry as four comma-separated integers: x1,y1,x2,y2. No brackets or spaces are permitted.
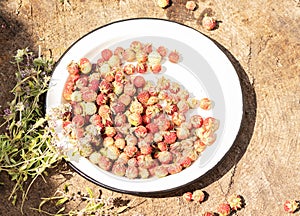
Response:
126,166,139,179
98,155,112,171
140,145,153,155
217,203,231,216
163,131,177,144
78,57,92,74
135,125,148,138
183,192,193,202
202,117,219,132
176,126,190,140
96,93,108,105
123,48,136,62
150,63,162,74
104,126,116,137
136,62,148,73
111,101,126,114
99,80,113,94
123,64,136,75
88,79,100,91
187,97,200,109
167,163,182,174
165,103,178,115
157,141,168,151
114,68,125,83
125,134,138,146
145,123,159,134
192,190,205,203
148,51,162,65
75,76,88,89
137,91,150,104
172,112,186,126
154,165,168,178
156,46,167,57
97,58,105,66
127,113,142,126
124,145,138,157
194,139,207,153
202,15,217,31
108,55,121,67
114,46,125,58
142,114,151,125
118,94,131,106
284,200,299,213
158,151,173,164
67,61,80,75
136,51,148,63
101,48,113,61
112,162,126,176
143,43,153,54
155,115,171,131
179,157,192,168
186,1,197,11
190,115,203,128
114,138,125,150
168,50,180,63
200,97,212,110
72,115,85,127
148,86,159,96
147,96,159,106
157,0,170,8
129,99,144,114
228,194,243,211
133,75,146,88
177,100,189,113
127,157,138,167
112,81,123,95
103,71,115,82
103,136,114,147
81,88,97,102
130,40,143,52
124,83,137,96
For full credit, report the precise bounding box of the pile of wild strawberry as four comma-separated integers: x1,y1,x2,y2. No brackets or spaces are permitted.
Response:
62,41,219,179
183,190,244,216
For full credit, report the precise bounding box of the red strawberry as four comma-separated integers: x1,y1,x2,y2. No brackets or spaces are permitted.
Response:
228,194,243,211
284,200,299,213
163,131,177,144
180,157,192,168
168,50,180,63
136,62,148,73
202,15,217,31
137,91,150,104
183,192,193,201
217,203,231,216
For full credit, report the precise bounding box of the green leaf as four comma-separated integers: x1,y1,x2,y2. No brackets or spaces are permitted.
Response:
86,187,94,198
55,197,69,206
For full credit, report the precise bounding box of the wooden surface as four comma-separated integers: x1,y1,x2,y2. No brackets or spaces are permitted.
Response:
1,0,300,215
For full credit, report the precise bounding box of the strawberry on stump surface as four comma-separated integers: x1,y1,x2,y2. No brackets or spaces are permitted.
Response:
183,192,193,202
202,14,217,31
227,194,243,211
192,190,205,203
217,203,231,216
284,200,299,213
157,0,170,8
186,1,197,11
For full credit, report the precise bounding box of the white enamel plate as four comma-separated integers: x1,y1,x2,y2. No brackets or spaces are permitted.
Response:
46,19,243,193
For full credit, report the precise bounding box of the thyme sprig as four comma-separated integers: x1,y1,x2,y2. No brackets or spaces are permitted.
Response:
0,48,63,209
